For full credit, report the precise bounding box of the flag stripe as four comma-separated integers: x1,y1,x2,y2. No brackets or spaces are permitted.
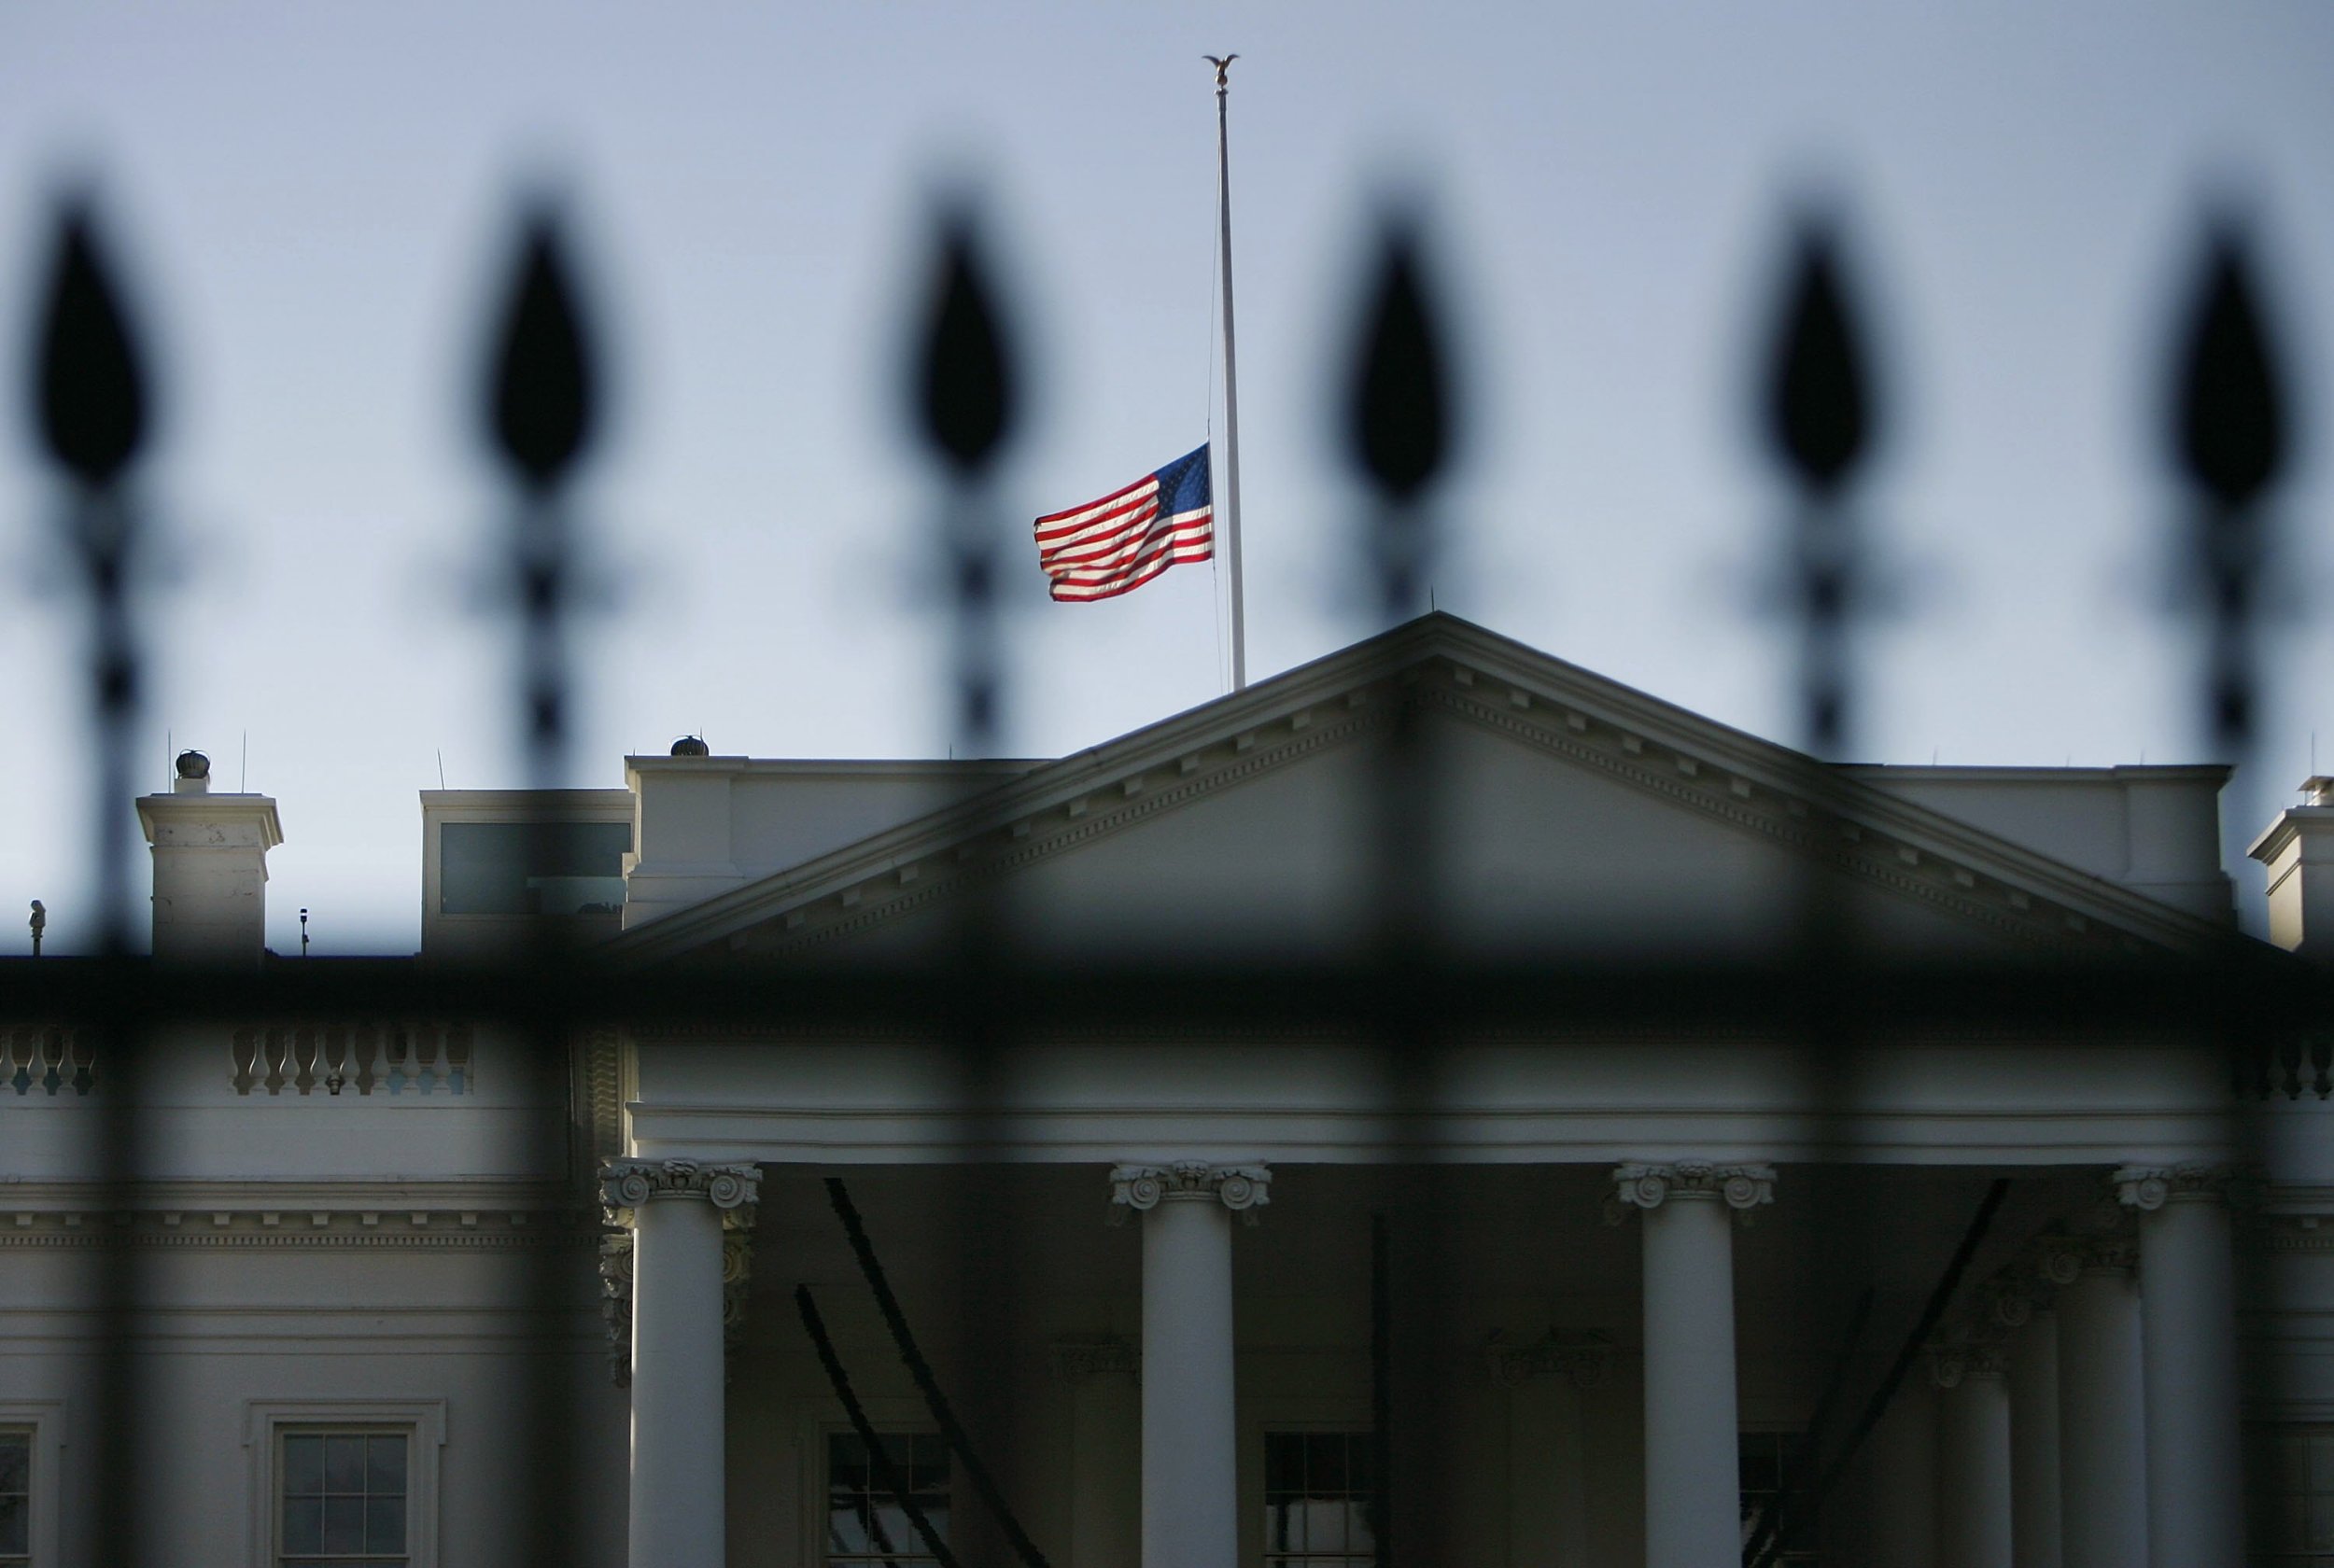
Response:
1030,444,1215,602
1047,520,1213,596
1037,499,1161,563
1034,485,1159,547
1047,508,1209,570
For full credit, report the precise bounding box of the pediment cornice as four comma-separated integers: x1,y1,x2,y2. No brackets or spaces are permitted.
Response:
609,615,2237,966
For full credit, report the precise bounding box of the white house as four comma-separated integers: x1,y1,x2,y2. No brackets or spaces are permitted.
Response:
5,612,2329,1568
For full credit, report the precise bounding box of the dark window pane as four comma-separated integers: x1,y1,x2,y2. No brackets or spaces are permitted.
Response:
440,820,631,916
0,1494,25,1555
0,1435,26,1491
1307,1435,1347,1494
830,1434,868,1492
1346,1436,1374,1492
368,1435,407,1492
282,1496,323,1554
283,1435,324,1495
911,1433,949,1489
323,1435,366,1492
366,1492,406,1552
322,1494,365,1553
1265,1433,1301,1493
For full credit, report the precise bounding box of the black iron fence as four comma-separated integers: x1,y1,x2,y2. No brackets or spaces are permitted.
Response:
6,175,2330,1568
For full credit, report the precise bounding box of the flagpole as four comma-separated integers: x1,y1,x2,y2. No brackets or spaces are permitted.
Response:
1210,53,1248,691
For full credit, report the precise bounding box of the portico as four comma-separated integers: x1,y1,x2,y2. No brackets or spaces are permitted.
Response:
600,1138,2252,1568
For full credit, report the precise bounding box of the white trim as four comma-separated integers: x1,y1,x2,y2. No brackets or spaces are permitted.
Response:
0,1401,64,1568
242,1398,446,1568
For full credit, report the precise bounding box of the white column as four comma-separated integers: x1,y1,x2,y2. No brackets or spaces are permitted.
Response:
1492,1334,1612,1568
2116,1166,2245,1568
1055,1337,1142,1568
1112,1162,1269,1568
2047,1239,2147,1568
603,1158,760,1568
1869,1379,1938,1568
1610,1161,1774,1568
2005,1306,2062,1568
1933,1346,2014,1568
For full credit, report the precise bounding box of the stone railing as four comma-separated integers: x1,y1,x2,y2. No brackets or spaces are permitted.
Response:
231,1021,472,1096
7,1027,91,1096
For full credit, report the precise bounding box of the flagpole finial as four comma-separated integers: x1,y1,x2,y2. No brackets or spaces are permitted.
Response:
1204,53,1237,91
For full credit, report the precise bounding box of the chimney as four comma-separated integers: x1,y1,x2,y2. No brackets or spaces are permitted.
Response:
2249,776,2334,959
134,750,284,966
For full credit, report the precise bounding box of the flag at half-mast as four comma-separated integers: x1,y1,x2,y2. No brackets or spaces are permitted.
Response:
1032,444,1214,602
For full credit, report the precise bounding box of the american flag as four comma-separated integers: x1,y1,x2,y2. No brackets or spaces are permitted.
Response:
1032,444,1214,602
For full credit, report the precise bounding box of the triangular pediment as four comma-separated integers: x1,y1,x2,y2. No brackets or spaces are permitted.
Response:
609,615,2232,967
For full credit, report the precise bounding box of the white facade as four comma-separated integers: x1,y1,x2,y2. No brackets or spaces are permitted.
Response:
6,613,2331,1568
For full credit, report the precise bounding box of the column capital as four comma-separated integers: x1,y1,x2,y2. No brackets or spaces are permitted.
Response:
2112,1163,2248,1212
600,1158,762,1223
1979,1272,2053,1329
1051,1335,1141,1385
1108,1162,1270,1223
2038,1233,2138,1285
1487,1329,1615,1390
1608,1161,1775,1219
1928,1341,2012,1389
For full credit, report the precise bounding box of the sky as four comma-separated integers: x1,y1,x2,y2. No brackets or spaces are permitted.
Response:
3,2,2332,954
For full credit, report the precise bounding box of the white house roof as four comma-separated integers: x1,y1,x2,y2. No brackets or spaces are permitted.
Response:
606,613,2237,967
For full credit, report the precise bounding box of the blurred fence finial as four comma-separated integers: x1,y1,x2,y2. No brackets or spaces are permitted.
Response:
2172,226,2285,511
486,210,598,495
1346,218,1452,623
915,214,1018,478
35,201,149,491
1759,214,1879,761
2168,219,2285,750
1763,219,1872,501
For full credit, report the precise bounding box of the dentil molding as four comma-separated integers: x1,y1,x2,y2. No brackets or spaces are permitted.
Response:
1108,1162,1271,1224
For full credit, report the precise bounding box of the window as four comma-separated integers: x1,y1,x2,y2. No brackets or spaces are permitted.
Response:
826,1432,949,1568
246,1401,443,1568
2250,1422,2334,1563
0,1429,28,1568
437,821,630,916
1263,1431,1377,1568
277,1431,408,1566
1738,1430,1818,1566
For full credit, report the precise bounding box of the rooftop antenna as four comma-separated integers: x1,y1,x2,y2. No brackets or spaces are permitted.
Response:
299,907,310,958
28,900,45,958
165,727,172,789
437,749,447,791
240,731,248,791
